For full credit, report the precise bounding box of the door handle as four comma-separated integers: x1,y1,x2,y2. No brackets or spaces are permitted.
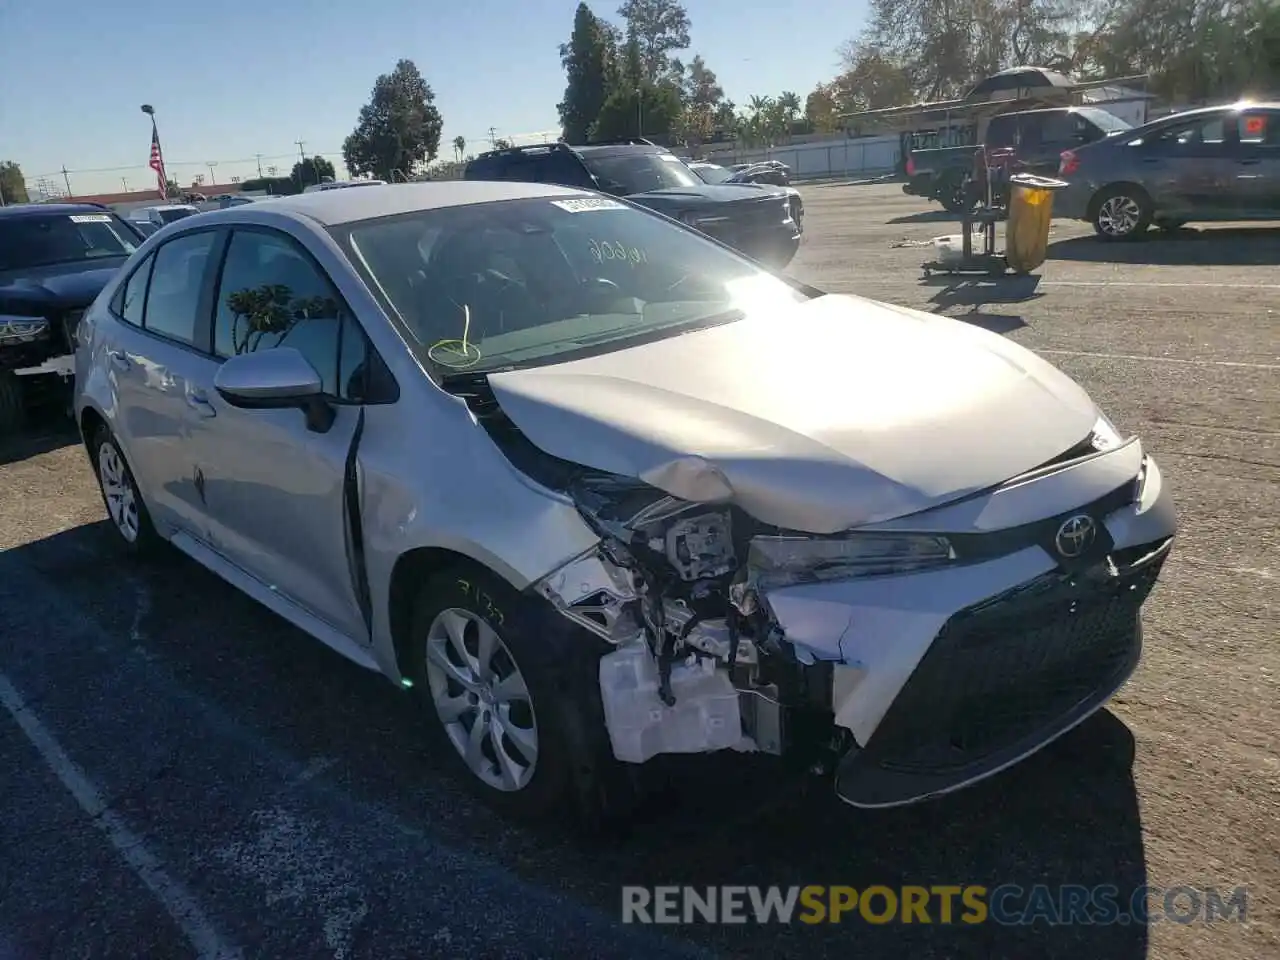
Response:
186,388,217,418
1238,158,1261,165
1140,157,1163,165
107,349,130,370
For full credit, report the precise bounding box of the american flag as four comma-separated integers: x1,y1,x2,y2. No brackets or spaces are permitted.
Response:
148,126,168,197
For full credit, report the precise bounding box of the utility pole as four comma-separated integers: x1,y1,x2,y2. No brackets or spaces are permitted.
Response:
295,140,306,163
255,154,264,177
487,127,497,149
62,166,73,198
121,177,129,192
207,161,218,185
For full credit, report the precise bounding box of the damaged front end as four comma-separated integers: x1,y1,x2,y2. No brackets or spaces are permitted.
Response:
533,472,870,774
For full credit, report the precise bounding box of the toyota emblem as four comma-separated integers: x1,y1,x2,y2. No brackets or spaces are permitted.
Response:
1054,514,1097,559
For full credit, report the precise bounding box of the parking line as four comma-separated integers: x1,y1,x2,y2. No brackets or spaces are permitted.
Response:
1035,349,1280,370
1042,280,1280,290
0,674,241,960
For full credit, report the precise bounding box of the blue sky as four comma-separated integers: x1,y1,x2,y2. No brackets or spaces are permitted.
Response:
0,0,867,197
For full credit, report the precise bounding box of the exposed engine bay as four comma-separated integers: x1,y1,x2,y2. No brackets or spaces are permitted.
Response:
535,471,845,768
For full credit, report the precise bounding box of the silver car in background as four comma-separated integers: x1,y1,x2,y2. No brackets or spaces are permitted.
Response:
73,182,1176,819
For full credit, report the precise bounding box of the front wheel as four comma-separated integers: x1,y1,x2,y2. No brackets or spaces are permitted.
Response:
1092,187,1152,240
407,565,613,822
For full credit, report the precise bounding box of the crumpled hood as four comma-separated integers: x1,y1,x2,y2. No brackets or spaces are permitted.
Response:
486,294,1100,533
0,261,124,314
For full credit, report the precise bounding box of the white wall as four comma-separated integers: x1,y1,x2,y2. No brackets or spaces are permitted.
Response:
698,135,901,180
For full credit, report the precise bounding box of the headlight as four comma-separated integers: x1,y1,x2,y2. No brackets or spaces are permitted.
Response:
1090,413,1124,451
680,211,729,229
0,315,51,345
749,533,955,588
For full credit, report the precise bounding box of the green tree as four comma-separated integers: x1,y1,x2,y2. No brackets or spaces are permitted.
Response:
559,2,618,143
452,135,466,162
805,84,842,133
492,138,514,150
291,155,336,188
343,59,444,181
617,0,691,84
0,162,29,204
674,55,724,148
590,83,683,141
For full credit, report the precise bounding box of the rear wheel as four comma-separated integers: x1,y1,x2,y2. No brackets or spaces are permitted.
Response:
0,371,24,436
1091,186,1152,240
91,425,162,557
939,173,971,214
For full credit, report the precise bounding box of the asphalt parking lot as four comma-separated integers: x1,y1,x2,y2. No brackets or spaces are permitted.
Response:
1,181,1276,960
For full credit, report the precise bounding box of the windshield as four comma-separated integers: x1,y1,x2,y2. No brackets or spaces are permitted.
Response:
692,164,733,184
0,212,138,271
1076,107,1133,134
157,207,197,223
341,196,806,375
580,152,702,195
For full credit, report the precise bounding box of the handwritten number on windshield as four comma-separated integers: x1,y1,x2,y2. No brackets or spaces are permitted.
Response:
589,238,648,266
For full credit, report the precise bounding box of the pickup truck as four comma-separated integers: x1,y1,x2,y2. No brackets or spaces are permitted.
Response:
903,107,1133,212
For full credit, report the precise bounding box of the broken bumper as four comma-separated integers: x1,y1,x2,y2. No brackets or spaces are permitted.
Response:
762,442,1175,808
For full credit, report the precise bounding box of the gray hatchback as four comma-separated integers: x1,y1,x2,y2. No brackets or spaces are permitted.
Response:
1056,102,1280,239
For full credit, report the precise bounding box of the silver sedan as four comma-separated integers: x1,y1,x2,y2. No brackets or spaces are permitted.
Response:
74,182,1176,820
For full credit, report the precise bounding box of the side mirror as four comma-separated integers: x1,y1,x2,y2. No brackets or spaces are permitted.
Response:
214,347,335,432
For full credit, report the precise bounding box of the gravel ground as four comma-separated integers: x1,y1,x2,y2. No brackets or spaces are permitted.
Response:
0,183,1276,960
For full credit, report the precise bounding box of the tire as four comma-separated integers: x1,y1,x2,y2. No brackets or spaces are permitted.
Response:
0,371,25,436
90,425,162,558
1091,186,1152,240
406,563,618,824
939,173,970,214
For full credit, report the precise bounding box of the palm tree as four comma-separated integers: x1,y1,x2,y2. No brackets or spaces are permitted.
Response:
452,135,466,163
778,91,801,122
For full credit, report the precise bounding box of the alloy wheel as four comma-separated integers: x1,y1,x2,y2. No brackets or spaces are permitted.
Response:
424,608,538,792
98,442,140,543
1097,195,1142,237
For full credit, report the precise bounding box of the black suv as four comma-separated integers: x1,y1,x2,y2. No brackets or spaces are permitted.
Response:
464,139,802,268
0,203,145,432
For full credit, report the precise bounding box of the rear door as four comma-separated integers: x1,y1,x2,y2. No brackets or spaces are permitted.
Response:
1133,112,1234,215
105,228,224,540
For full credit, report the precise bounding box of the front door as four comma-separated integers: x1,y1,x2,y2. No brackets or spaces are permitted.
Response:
189,225,372,642
1229,109,1280,216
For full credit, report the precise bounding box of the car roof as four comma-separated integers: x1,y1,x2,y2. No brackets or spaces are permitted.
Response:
201,180,594,227
0,202,114,219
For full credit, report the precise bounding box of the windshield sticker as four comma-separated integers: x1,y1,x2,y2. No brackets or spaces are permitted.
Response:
69,214,113,223
589,238,648,266
427,339,482,368
551,197,626,213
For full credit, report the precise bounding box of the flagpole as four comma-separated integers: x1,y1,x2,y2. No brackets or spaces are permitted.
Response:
140,103,167,199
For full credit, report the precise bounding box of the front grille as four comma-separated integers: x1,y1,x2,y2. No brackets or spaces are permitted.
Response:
727,197,789,227
858,554,1165,776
